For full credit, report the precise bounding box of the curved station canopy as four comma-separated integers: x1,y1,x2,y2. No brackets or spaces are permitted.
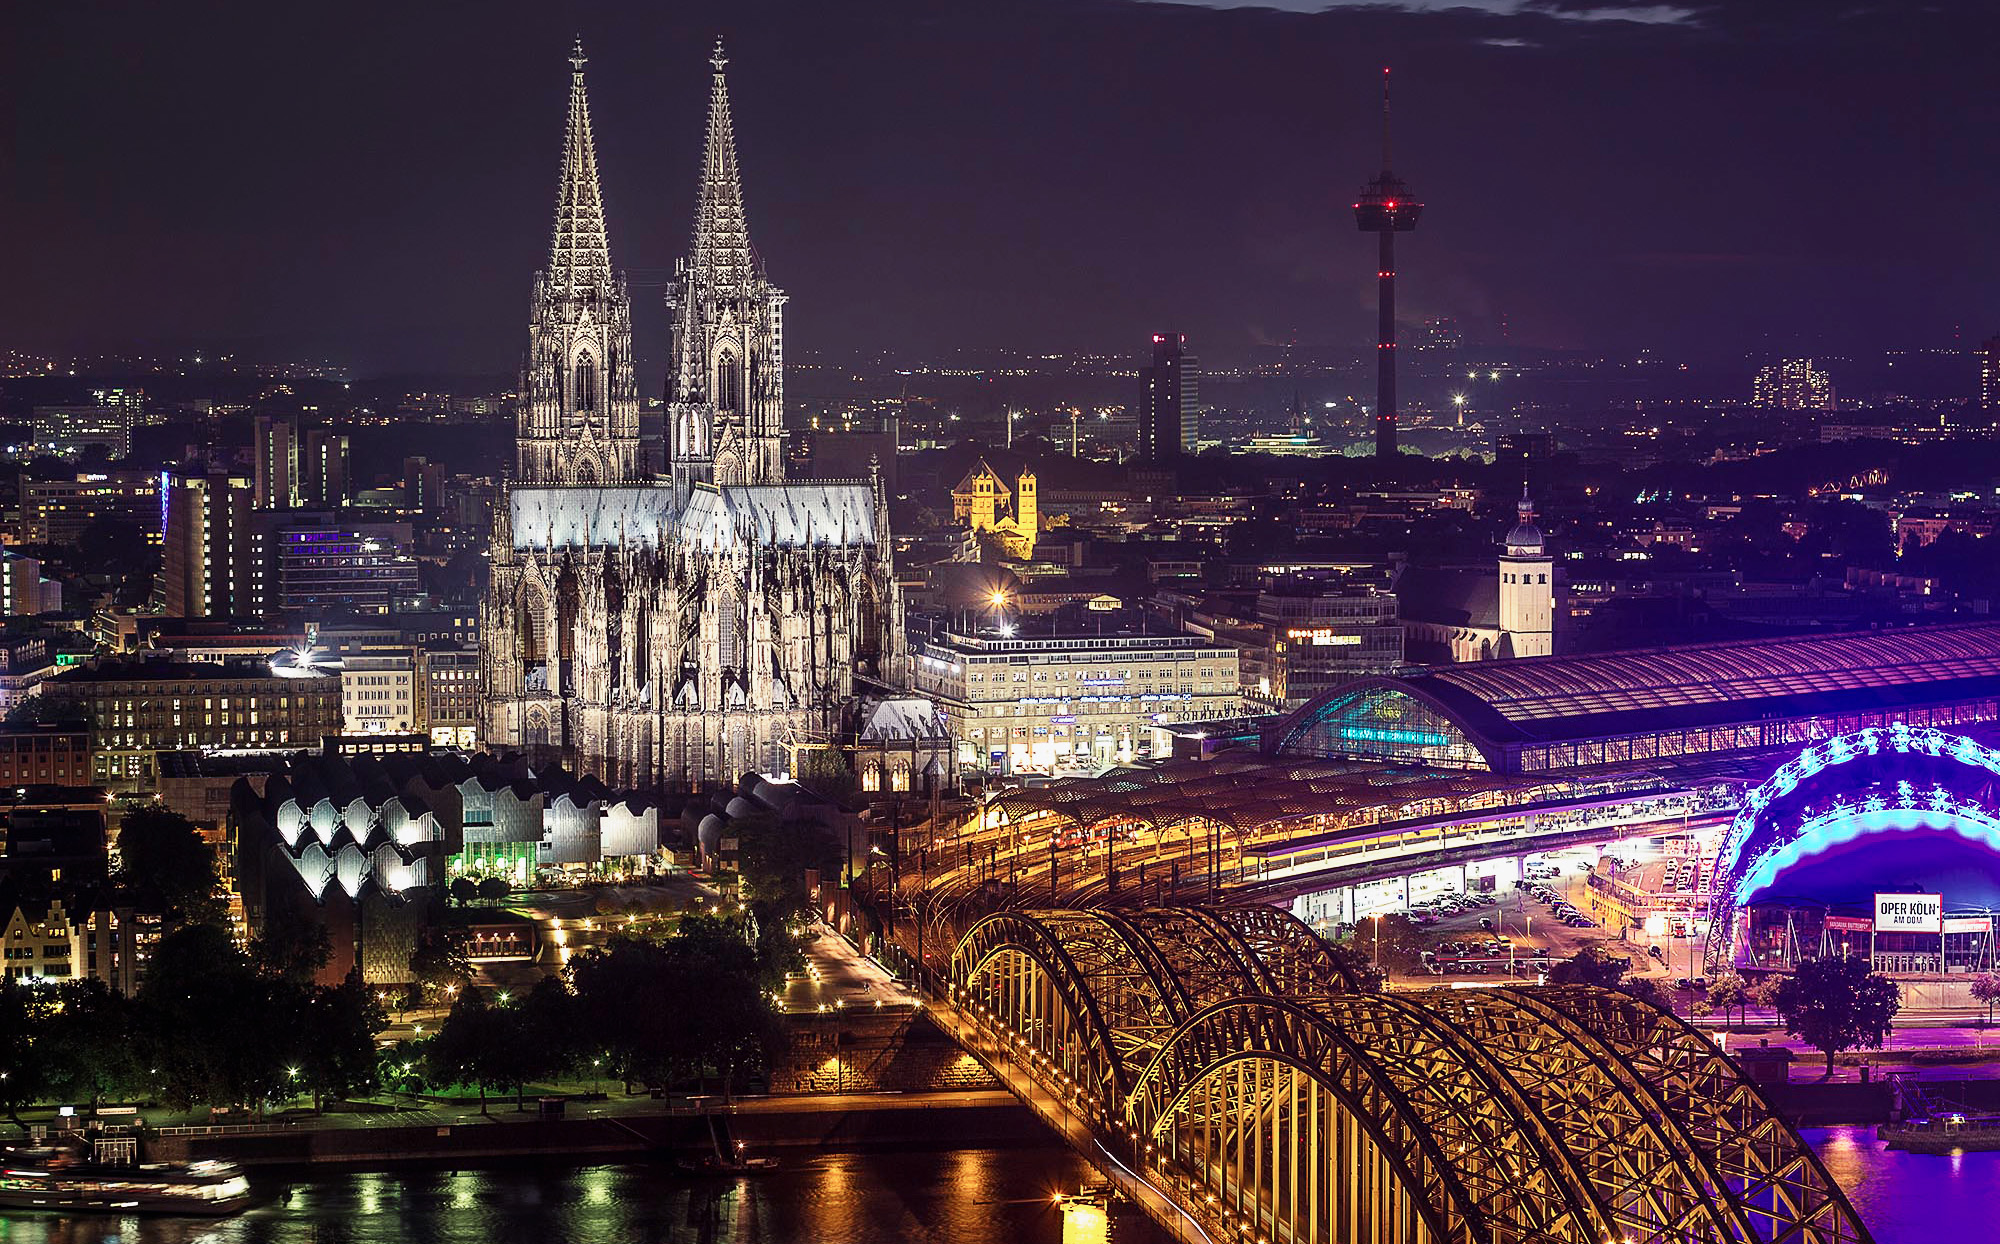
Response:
1263,623,2000,776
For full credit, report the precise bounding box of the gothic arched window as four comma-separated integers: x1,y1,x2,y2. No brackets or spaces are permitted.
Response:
716,590,743,672
716,351,741,416
574,354,597,413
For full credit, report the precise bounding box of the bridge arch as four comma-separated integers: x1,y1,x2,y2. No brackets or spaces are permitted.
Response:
947,907,1874,1244
1128,994,1611,1243
949,910,1146,1106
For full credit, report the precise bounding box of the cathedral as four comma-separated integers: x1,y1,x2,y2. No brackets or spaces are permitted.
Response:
481,42,906,790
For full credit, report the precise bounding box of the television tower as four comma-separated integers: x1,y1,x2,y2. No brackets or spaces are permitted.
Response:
1354,68,1423,458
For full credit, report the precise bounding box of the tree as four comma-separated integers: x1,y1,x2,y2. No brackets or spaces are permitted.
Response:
138,922,288,1111
116,806,221,924
426,992,514,1113
1769,955,1902,1080
1707,973,1750,1026
1747,974,1785,1013
408,932,472,1005
249,907,332,984
569,919,781,1099
449,877,478,908
4,695,86,728
1345,914,1431,975
286,974,386,1109
733,815,839,922
1319,937,1385,993
1972,973,2000,1024
505,977,583,1109
41,981,141,1111
1548,944,1633,988
476,877,510,906
380,1037,432,1100
0,979,55,1124
1548,943,1673,1012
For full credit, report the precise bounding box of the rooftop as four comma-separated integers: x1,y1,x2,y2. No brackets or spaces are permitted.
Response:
1274,621,2000,761
1413,622,2000,744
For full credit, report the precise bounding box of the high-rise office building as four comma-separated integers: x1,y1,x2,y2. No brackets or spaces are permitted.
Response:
301,429,350,507
1979,336,2000,412
33,406,132,460
403,456,444,513
254,415,299,509
1138,333,1199,461
156,470,262,618
275,522,420,614
1751,359,1835,411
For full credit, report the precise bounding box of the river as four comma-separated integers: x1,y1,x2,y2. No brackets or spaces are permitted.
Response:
0,1134,1979,1243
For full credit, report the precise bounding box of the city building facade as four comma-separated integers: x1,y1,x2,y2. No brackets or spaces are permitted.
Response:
43,656,342,787
1751,358,1835,411
911,628,1240,775
341,651,416,736
0,727,93,787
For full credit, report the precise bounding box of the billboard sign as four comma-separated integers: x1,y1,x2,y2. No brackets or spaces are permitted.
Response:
1874,892,1943,934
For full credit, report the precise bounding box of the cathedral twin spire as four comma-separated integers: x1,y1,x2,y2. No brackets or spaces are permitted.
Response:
522,37,780,492
690,40,756,299
517,38,639,486
547,39,614,299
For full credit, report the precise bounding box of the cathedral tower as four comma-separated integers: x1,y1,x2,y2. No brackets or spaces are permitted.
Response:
667,41,788,498
517,41,640,486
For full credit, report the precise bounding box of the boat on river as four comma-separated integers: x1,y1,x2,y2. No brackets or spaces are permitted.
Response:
0,1146,251,1215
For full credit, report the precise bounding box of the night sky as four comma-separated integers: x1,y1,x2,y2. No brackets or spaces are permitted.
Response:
7,0,1998,376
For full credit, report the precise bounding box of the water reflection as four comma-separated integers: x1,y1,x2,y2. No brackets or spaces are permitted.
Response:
0,1148,1164,1244
1805,1125,2000,1244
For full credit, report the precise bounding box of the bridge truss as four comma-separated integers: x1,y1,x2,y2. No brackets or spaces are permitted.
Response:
947,906,1871,1244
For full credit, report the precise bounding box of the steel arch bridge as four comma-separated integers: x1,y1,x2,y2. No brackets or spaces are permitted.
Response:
947,906,1871,1244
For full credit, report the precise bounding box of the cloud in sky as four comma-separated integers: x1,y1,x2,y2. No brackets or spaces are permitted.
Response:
1139,0,1698,23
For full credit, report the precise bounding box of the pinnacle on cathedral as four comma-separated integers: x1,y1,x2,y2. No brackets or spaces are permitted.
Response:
667,38,788,493
518,38,640,485
689,39,756,297
547,38,615,299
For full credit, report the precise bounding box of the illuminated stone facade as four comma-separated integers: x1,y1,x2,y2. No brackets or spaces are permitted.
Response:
482,44,904,790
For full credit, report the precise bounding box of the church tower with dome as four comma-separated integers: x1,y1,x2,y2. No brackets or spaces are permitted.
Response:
1496,488,1554,658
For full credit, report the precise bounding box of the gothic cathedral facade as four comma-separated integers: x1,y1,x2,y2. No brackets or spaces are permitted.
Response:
481,42,906,790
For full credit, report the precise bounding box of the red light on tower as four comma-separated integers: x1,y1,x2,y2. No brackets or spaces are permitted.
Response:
1352,68,1422,458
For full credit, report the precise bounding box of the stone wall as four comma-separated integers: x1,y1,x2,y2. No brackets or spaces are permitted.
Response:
770,1011,998,1095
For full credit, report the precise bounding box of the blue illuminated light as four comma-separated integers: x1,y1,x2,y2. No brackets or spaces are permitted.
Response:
1339,726,1450,748
1717,725,2000,884
1734,806,2000,905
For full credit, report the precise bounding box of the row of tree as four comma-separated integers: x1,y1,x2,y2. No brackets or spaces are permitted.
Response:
392,913,788,1109
0,921,384,1119
0,802,837,1116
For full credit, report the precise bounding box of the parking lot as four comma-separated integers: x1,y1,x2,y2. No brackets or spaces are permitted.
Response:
1342,865,1647,985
